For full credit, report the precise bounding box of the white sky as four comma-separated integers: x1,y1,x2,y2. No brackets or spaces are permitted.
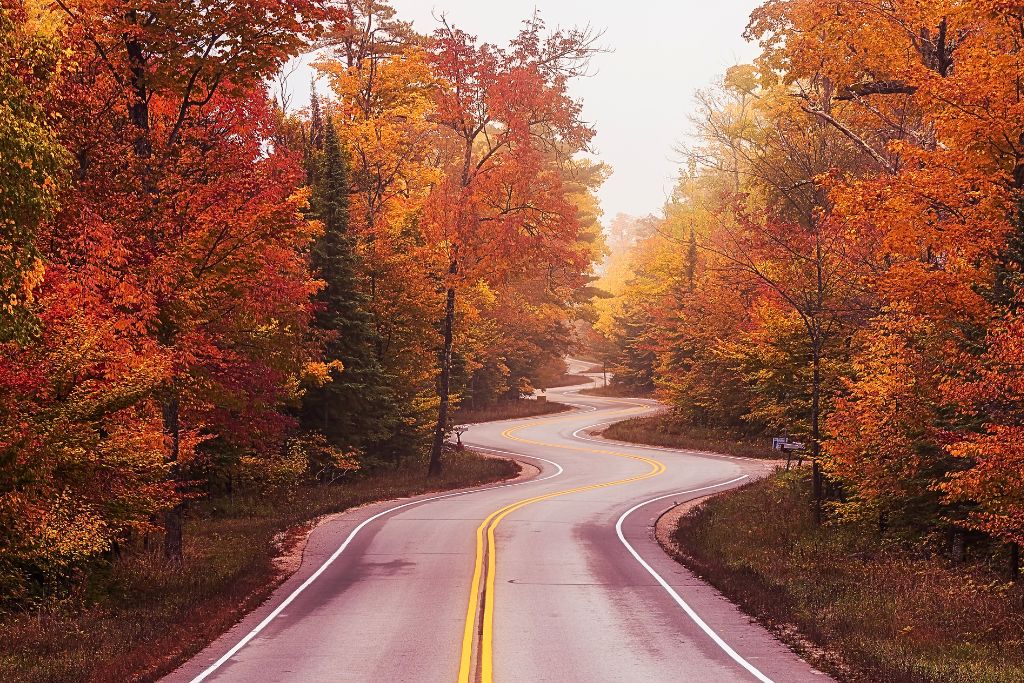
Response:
291,2,762,222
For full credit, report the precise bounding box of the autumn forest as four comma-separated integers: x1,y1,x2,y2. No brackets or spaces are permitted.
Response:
599,1,1024,564
2,0,1024,681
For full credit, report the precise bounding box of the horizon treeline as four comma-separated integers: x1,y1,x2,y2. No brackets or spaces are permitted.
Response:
0,0,604,602
597,1,1024,571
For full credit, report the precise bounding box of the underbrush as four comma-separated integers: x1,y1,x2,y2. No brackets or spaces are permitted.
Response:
453,399,570,424
0,451,518,683
673,471,1024,683
603,415,776,459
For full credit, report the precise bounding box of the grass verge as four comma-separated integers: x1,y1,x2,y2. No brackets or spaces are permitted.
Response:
577,383,649,398
453,399,571,424
0,450,519,683
540,373,593,388
602,415,776,459
670,470,1024,683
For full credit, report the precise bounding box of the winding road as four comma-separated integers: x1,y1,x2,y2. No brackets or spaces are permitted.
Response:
168,361,830,683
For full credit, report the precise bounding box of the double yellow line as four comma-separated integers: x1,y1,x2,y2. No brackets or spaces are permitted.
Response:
457,405,665,683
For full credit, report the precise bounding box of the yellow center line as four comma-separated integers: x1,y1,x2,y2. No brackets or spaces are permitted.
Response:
457,402,665,683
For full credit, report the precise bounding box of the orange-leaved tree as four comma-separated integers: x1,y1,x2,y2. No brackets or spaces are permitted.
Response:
53,0,332,561
421,16,600,474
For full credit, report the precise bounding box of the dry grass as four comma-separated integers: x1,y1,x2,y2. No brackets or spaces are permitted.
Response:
672,471,1024,683
540,373,593,389
453,399,571,424
0,451,519,683
577,383,648,398
603,415,776,459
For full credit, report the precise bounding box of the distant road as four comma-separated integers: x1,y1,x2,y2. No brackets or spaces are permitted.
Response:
168,360,830,682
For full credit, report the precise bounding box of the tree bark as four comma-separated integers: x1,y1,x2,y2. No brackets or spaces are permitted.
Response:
125,26,149,153
951,528,966,563
428,260,459,477
124,27,186,561
162,392,184,562
811,338,823,526
1011,542,1020,582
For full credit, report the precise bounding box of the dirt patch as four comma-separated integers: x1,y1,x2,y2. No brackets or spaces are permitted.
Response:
506,458,540,482
271,522,317,577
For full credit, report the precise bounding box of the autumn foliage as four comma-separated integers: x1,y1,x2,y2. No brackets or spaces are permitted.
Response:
597,1,1024,571
0,0,601,601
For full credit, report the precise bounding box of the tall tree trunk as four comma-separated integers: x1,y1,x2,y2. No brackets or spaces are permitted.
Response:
162,392,184,562
125,29,186,559
125,29,150,156
811,337,823,526
124,30,156,198
951,528,966,563
429,260,458,477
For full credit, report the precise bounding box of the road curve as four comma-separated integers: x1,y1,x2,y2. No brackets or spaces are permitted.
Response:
167,362,831,683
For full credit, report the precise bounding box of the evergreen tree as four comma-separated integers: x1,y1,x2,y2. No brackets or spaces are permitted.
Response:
609,303,656,392
302,119,395,459
305,84,324,183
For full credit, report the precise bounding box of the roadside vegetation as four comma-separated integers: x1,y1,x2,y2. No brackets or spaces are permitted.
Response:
453,399,570,425
541,373,593,389
577,383,649,398
672,471,1024,683
603,415,775,459
0,450,518,683
452,359,587,424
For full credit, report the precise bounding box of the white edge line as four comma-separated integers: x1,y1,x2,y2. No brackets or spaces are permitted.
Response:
188,452,563,682
571,420,763,463
556,384,761,464
490,404,769,681
615,475,775,683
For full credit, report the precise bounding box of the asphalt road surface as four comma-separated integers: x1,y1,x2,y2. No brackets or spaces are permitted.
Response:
168,361,831,683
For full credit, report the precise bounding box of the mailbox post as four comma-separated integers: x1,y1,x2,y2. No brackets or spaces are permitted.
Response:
453,425,469,451
772,436,806,470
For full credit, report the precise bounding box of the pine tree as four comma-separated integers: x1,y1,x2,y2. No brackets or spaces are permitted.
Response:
302,119,395,458
305,84,324,183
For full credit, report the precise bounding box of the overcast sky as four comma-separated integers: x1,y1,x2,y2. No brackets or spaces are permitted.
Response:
294,2,762,222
